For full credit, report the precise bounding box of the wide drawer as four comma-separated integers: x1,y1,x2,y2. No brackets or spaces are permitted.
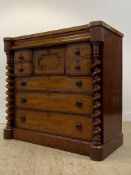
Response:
15,109,92,140
67,42,91,75
14,62,33,76
33,47,65,74
15,76,92,93
15,92,93,114
14,49,32,62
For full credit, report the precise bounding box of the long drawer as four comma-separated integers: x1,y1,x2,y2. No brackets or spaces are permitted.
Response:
15,109,92,140
15,76,92,93
15,92,93,114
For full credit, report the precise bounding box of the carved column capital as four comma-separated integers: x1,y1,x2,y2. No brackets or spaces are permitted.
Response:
4,38,13,53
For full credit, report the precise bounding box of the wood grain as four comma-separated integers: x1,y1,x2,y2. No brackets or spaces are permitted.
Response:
15,92,93,114
15,109,92,140
15,76,92,93
33,47,65,74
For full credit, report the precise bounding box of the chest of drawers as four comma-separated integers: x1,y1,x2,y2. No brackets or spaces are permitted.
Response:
4,21,123,161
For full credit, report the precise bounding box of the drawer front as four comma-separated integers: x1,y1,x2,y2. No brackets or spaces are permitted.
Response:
15,76,92,93
14,49,32,62
33,47,65,74
15,109,92,140
14,63,33,76
15,92,93,114
67,42,91,75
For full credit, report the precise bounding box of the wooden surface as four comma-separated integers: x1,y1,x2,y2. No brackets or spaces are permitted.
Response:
14,49,32,62
4,20,123,41
15,92,93,114
0,123,130,175
102,28,122,143
15,76,93,92
15,109,92,140
67,42,91,75
14,62,33,76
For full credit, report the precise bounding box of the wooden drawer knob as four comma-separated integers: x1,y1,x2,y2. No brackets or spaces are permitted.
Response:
19,55,24,60
76,80,82,87
74,64,80,70
20,116,26,122
75,48,80,56
19,68,24,72
21,98,27,103
76,100,83,107
21,81,27,86
75,123,83,130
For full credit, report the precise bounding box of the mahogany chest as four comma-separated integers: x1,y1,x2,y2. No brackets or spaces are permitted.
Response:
4,21,123,161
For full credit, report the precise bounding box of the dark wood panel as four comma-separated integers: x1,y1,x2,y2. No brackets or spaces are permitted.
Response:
15,109,92,140
15,76,92,93
15,92,93,114
102,29,123,143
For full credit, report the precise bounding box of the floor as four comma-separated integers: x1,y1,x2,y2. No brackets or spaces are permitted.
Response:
0,122,131,175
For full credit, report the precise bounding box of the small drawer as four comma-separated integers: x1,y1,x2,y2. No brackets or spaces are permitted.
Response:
67,42,91,75
15,92,93,114
33,47,65,75
15,109,92,140
15,76,93,93
14,62,33,76
14,49,32,62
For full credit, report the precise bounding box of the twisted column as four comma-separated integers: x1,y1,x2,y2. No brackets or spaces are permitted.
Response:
5,54,14,129
4,39,14,139
91,41,103,146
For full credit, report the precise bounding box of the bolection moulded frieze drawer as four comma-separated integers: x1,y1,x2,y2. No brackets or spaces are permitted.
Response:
4,21,123,161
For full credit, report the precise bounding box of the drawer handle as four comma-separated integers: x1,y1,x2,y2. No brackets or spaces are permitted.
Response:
21,98,27,103
21,81,27,86
75,123,83,130
74,64,80,70
19,68,24,72
19,55,24,60
76,100,83,107
20,116,26,122
76,80,82,87
75,48,80,56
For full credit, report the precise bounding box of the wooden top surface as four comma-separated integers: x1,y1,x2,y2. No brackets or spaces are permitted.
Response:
4,21,123,41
